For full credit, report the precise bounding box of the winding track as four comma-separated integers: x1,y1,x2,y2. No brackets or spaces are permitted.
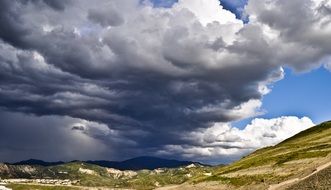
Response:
268,159,331,190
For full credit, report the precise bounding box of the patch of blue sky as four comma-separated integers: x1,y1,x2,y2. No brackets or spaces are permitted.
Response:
220,0,248,21
262,67,331,124
235,67,331,129
149,0,249,22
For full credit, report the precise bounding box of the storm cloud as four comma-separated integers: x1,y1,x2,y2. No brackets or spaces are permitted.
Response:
0,0,330,163
0,111,108,162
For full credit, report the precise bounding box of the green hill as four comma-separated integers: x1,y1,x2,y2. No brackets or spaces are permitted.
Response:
191,121,331,189
1,161,211,190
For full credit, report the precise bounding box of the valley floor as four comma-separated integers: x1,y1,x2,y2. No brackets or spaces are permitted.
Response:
3,183,134,190
155,182,230,190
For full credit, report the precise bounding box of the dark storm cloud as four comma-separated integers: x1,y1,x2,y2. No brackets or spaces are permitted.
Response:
0,0,28,48
39,0,71,10
0,0,71,49
0,0,329,163
0,111,106,162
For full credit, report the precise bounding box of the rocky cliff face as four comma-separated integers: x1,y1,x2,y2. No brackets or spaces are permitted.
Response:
0,163,37,178
0,164,10,174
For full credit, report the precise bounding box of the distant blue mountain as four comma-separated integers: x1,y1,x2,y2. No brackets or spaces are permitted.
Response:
11,159,65,167
86,156,200,170
11,156,200,170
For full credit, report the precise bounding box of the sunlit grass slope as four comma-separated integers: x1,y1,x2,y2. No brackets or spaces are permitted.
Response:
193,121,331,188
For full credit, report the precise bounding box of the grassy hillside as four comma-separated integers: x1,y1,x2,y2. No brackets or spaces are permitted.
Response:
6,184,79,190
192,121,331,188
1,162,213,190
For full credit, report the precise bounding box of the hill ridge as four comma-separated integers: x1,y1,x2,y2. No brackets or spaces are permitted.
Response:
8,156,200,171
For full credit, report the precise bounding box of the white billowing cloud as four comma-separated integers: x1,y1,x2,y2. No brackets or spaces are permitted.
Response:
246,0,331,71
158,116,314,163
323,57,331,71
71,119,112,137
172,0,244,44
175,0,242,25
325,63,331,71
225,99,263,120
234,116,314,148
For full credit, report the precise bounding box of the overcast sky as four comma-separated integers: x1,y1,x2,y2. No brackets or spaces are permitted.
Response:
0,0,330,164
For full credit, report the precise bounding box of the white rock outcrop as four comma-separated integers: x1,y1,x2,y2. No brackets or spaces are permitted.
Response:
78,168,97,175
0,186,12,190
106,168,137,179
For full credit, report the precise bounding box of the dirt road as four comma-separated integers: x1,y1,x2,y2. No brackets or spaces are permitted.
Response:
268,159,331,190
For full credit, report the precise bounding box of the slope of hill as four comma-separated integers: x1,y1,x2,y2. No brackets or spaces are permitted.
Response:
0,161,211,190
286,163,331,189
190,121,331,189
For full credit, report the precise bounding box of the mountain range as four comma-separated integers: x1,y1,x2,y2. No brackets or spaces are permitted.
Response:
10,156,200,170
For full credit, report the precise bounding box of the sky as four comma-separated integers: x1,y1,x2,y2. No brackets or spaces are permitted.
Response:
262,68,331,124
0,0,331,165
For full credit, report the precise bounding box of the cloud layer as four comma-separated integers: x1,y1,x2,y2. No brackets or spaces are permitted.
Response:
0,0,329,163
157,116,314,164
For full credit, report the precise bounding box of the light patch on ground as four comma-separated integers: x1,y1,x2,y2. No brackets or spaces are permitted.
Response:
0,186,11,190
78,168,97,176
106,168,137,179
